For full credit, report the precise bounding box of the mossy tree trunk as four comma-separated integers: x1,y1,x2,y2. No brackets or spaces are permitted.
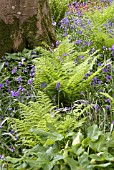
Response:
0,0,56,57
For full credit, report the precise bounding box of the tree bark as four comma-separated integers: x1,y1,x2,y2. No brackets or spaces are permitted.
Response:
0,0,56,57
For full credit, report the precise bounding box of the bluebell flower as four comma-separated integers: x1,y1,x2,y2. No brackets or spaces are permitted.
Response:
30,66,35,77
24,68,27,73
31,51,37,55
85,41,89,45
75,39,82,45
56,82,61,91
94,104,99,111
102,68,108,73
93,77,97,82
63,53,67,56
103,46,106,50
106,64,111,69
11,90,19,97
0,155,4,159
17,77,22,83
8,107,12,111
106,75,112,82
80,92,84,96
7,88,11,92
12,67,17,74
111,44,114,51
28,78,34,85
6,79,10,86
107,98,110,103
98,80,102,85
56,41,59,46
81,56,84,60
11,147,15,153
106,105,110,110
52,21,56,27
18,62,22,67
10,130,14,134
98,63,102,66
63,17,69,25
89,70,92,75
5,62,9,66
18,86,24,92
0,84,4,89
74,59,78,64
90,48,95,54
30,72,35,77
85,73,90,77
40,83,47,88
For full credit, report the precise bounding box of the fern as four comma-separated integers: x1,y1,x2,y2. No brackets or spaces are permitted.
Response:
85,3,114,48
49,0,69,25
7,90,90,147
34,39,106,105
8,91,56,146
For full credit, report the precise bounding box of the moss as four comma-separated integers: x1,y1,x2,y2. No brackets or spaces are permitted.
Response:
22,15,38,49
0,6,56,58
0,17,20,57
22,15,52,49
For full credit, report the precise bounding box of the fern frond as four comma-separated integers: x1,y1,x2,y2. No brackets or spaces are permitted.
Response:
87,4,114,26
86,4,114,48
8,91,56,146
34,39,105,104
49,0,69,24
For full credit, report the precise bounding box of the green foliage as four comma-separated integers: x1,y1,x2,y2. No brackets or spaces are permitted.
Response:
100,92,114,124
34,39,107,106
84,4,114,49
49,0,69,25
1,1,114,167
0,48,41,155
7,91,87,147
7,91,56,146
59,3,114,53
1,124,114,170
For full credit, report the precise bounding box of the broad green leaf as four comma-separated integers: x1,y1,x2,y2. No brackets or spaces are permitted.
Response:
107,137,114,148
89,135,107,152
30,128,64,141
72,131,84,146
35,152,49,164
90,152,114,162
87,124,102,141
30,128,49,137
88,162,111,169
89,153,105,162
65,157,79,170
82,137,91,147
72,146,84,156
0,62,4,72
48,132,64,141
78,152,89,167
29,144,46,153
25,158,43,169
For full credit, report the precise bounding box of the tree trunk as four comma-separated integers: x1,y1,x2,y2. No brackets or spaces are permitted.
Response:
0,0,56,57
